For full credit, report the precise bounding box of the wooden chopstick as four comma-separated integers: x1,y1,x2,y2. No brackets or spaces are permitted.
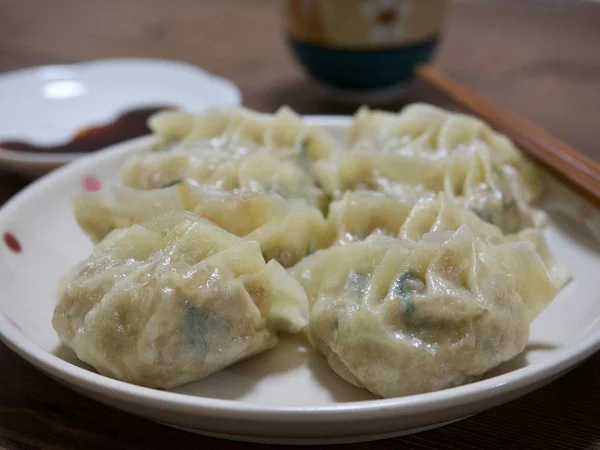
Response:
416,65,600,205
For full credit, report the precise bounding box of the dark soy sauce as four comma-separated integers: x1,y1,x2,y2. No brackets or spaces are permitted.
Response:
0,105,174,154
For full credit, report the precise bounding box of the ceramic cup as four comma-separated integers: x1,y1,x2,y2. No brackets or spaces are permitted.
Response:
285,0,448,103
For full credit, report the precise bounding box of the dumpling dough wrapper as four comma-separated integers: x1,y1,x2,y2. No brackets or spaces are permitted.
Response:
53,211,309,389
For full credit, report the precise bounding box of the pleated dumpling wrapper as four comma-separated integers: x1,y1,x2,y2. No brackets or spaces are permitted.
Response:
73,182,330,267
326,188,434,246
120,106,335,211
289,226,570,398
317,103,545,233
327,191,528,248
53,211,309,389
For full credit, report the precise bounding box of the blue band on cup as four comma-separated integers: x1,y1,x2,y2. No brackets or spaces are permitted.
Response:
288,37,439,91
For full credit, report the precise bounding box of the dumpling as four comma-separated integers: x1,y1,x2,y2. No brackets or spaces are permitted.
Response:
349,103,523,168
397,193,506,241
317,103,544,233
184,187,330,267
149,106,334,161
327,191,510,246
289,226,569,398
440,149,546,233
53,211,309,389
121,106,335,210
326,188,433,246
73,182,330,267
74,183,185,241
121,148,327,211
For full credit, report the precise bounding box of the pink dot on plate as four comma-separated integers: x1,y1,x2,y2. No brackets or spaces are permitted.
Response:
83,175,102,192
6,318,22,332
3,232,22,253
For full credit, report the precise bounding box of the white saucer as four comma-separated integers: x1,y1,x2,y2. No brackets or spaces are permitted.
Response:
0,58,241,176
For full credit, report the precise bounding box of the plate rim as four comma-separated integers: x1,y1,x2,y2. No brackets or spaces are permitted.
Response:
0,57,242,163
0,116,599,422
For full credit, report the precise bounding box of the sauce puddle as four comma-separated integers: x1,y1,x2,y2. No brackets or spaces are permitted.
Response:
0,105,174,153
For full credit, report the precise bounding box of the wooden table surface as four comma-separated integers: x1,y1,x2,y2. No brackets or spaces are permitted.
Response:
1,1,599,448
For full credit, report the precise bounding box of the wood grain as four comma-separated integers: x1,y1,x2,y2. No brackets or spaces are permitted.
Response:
0,1,599,449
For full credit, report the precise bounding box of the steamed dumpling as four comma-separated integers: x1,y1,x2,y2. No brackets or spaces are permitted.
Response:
349,103,523,167
397,193,506,241
149,106,334,161
53,211,309,389
326,189,433,245
327,191,519,247
289,226,569,398
73,182,330,267
327,190,511,246
317,103,545,233
121,106,335,210
121,149,327,211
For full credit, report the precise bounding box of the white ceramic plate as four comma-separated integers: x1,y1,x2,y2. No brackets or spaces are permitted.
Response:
0,58,241,176
0,117,599,445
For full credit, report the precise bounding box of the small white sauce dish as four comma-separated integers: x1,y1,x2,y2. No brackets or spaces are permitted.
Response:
0,58,242,176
